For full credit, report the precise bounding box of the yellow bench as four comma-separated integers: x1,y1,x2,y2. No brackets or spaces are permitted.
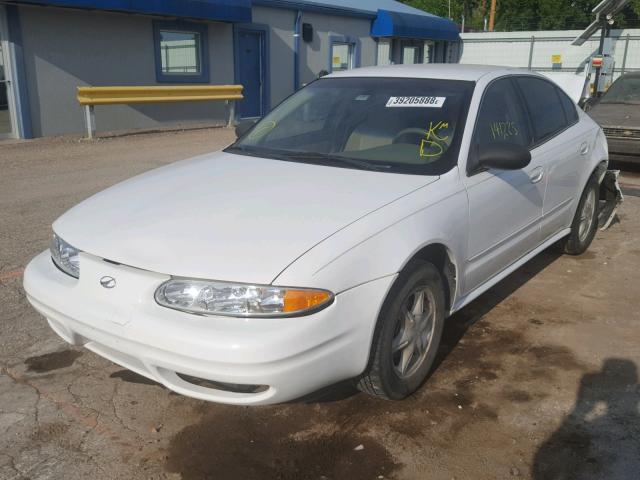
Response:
77,85,244,138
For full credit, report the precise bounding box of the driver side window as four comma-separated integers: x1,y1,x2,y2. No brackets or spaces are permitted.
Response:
469,78,531,173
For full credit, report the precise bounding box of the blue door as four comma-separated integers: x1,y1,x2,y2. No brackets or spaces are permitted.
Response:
237,30,265,118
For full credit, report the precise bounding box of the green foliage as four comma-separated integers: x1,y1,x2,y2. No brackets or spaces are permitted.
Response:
399,0,640,31
398,0,480,23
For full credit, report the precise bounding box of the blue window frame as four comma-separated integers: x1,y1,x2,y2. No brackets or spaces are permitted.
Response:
328,35,360,73
153,20,209,83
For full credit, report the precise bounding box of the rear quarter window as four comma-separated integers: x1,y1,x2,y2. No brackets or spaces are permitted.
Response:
557,87,579,125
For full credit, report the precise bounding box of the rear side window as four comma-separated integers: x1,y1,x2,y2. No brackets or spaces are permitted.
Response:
557,87,579,125
470,77,531,172
515,77,567,143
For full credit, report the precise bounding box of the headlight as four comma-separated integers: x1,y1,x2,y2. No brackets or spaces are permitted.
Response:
155,279,333,317
50,233,81,278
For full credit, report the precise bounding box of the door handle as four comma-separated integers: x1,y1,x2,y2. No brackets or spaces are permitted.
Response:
529,167,545,184
579,142,589,155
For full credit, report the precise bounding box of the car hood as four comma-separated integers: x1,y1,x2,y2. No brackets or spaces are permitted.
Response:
54,151,436,284
589,102,639,127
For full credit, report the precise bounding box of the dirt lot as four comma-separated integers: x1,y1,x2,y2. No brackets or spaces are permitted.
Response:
1,129,639,480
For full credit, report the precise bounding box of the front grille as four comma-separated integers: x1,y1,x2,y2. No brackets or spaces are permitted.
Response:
602,127,640,139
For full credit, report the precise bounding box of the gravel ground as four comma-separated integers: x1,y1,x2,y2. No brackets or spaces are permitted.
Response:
1,128,639,480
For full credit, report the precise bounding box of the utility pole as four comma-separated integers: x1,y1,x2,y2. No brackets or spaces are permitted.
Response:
448,0,451,19
594,16,610,98
489,0,497,31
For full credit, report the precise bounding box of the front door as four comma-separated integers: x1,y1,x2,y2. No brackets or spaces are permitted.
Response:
0,38,15,138
237,29,265,119
463,77,545,294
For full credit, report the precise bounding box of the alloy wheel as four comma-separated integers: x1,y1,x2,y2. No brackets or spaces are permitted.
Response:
578,189,597,242
391,287,437,378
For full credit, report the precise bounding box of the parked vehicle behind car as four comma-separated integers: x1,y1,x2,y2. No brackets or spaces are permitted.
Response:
588,72,640,165
24,65,608,405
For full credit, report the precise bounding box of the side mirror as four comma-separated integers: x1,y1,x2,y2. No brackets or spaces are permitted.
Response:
478,143,531,171
235,119,257,138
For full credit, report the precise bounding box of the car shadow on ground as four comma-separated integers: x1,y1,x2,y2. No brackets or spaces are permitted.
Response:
300,249,563,404
532,358,640,479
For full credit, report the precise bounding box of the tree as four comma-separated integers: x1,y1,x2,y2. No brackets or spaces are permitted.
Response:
399,0,480,24
400,0,640,31
493,0,538,31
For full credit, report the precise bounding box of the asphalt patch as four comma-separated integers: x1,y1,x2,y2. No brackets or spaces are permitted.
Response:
165,405,399,480
24,349,83,373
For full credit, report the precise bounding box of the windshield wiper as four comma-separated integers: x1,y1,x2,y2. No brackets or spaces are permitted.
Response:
290,152,392,172
227,146,391,172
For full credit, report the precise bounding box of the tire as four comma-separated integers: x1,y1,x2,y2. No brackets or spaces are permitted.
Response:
558,176,600,255
357,260,445,400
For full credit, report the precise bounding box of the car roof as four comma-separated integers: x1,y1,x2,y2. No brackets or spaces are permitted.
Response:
327,64,530,82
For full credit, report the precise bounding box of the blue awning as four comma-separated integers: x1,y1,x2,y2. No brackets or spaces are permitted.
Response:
371,9,460,42
11,0,252,23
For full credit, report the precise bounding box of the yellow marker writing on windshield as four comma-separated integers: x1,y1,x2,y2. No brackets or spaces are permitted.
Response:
420,121,450,157
426,121,449,142
420,140,444,157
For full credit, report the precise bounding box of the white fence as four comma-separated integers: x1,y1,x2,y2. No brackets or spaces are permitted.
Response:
459,29,640,86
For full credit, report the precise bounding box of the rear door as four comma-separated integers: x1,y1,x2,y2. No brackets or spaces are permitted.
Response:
514,76,587,240
462,77,545,294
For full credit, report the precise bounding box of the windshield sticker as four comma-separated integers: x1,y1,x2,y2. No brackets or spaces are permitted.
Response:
355,95,370,101
247,121,277,140
386,96,446,108
420,121,450,158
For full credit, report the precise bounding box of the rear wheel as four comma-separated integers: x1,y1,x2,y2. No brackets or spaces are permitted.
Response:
357,261,445,400
558,176,599,255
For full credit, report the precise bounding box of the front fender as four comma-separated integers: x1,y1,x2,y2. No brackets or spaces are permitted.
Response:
273,170,468,296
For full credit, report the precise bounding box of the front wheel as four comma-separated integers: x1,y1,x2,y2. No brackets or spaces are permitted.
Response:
357,261,445,400
558,176,599,255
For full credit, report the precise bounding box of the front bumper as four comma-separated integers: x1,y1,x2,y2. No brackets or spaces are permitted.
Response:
24,251,395,405
605,137,640,164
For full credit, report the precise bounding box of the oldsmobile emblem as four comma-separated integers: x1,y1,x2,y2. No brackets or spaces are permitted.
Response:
100,276,116,289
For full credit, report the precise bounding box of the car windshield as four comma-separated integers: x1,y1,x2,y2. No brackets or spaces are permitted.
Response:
227,77,475,175
601,76,640,104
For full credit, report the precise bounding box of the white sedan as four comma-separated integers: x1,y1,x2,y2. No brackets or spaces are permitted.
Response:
24,65,608,405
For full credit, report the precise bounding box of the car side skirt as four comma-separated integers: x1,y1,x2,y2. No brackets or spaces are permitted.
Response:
450,228,571,315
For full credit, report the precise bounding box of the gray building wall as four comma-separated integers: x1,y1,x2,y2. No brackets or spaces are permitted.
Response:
251,6,378,108
18,6,234,137
14,5,394,138
251,6,296,108
297,11,376,86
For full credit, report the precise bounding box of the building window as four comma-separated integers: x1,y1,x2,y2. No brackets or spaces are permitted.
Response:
153,21,209,83
160,30,201,74
377,39,391,66
400,40,424,64
331,43,353,71
329,36,359,73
